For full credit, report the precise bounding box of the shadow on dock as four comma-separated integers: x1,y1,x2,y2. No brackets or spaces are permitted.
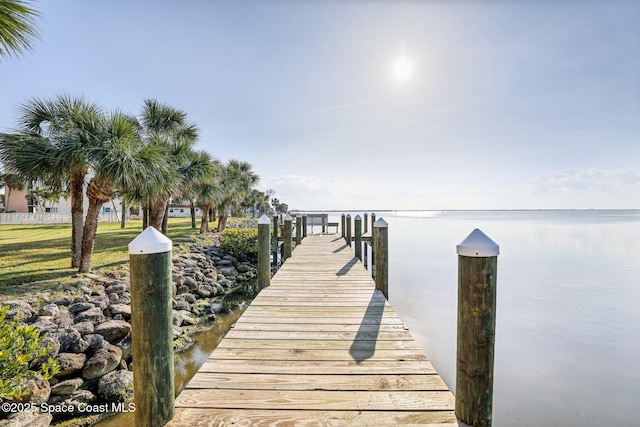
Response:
336,257,358,276
349,291,384,362
332,243,348,253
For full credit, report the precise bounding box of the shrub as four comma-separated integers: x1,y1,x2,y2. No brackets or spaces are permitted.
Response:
0,306,59,400
220,228,259,262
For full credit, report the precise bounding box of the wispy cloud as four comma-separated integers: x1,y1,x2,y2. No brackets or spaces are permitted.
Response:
529,167,640,194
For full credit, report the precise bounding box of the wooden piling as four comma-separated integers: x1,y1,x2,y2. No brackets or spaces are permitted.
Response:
363,212,368,234
341,213,346,238
128,227,174,427
373,217,388,299
370,213,376,275
258,215,271,288
296,215,302,245
354,214,362,261
283,214,293,260
455,229,499,427
272,215,278,270
303,214,308,237
346,214,352,247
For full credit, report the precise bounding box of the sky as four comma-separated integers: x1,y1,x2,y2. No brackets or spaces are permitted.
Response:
1,0,639,210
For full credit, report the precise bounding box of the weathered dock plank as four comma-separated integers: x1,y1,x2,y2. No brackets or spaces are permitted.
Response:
168,234,456,426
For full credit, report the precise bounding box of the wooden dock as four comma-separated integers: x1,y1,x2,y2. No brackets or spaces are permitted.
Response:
168,234,456,426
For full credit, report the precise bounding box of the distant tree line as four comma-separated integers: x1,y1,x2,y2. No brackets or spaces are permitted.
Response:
0,96,287,273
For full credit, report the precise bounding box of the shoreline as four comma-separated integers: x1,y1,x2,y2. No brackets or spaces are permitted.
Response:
0,219,260,427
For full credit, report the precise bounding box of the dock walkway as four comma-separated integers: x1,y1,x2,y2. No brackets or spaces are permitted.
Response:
168,234,456,426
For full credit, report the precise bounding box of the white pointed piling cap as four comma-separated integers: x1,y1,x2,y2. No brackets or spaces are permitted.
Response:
355,214,361,220
258,214,271,225
374,217,388,228
346,213,351,218
457,228,499,257
284,214,292,221
128,226,172,255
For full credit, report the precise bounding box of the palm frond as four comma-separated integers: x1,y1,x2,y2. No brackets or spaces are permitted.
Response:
0,0,40,61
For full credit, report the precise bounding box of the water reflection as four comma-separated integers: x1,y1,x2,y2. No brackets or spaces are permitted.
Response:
382,210,640,427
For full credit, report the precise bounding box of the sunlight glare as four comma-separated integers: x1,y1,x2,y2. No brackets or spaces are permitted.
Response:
393,57,413,81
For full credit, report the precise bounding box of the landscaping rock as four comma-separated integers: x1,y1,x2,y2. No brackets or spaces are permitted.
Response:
192,299,212,316
2,300,37,323
38,303,60,317
55,353,87,377
98,370,134,402
237,263,252,273
50,377,84,397
53,310,74,328
181,293,196,304
173,334,193,352
74,307,106,325
194,287,211,298
88,295,109,310
0,410,52,427
105,283,127,294
33,317,59,334
107,303,131,318
72,321,95,336
51,328,89,353
173,298,192,311
94,320,131,343
172,325,183,339
54,296,73,306
84,333,106,352
82,342,122,380
69,302,94,315
20,374,50,404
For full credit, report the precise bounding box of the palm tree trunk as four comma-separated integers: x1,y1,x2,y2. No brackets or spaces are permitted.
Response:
80,177,113,273
120,200,126,229
200,202,210,234
217,213,228,232
79,200,103,273
161,202,170,235
149,198,167,231
5,188,11,212
142,204,148,229
70,171,85,268
190,201,196,228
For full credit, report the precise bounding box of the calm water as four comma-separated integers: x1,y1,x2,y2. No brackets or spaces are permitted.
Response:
333,210,640,427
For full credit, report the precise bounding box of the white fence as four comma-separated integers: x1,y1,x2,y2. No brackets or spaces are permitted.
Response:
0,212,120,225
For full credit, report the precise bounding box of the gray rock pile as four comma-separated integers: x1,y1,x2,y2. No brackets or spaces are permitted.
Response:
0,239,256,425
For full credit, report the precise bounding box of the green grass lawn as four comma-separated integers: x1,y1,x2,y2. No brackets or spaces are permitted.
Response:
0,218,210,302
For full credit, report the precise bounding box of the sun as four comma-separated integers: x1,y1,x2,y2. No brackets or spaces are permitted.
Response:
393,57,413,81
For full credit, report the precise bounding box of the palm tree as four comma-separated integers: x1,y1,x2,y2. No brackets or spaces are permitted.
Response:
0,0,40,61
0,172,24,211
262,188,275,215
0,95,104,267
192,157,222,234
216,160,259,231
174,150,216,229
79,112,171,272
137,99,199,231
